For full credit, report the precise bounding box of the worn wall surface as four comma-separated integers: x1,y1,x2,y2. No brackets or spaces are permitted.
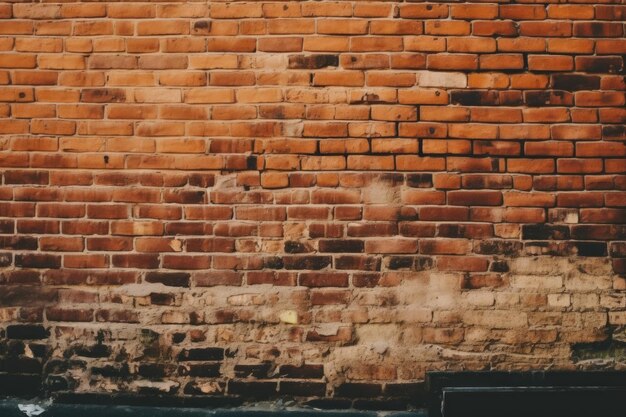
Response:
0,0,625,409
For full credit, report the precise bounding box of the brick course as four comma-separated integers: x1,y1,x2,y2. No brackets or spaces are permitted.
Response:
0,0,625,409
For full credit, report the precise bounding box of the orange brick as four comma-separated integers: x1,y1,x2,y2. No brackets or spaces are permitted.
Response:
425,20,470,36
479,54,524,70
108,3,155,18
0,54,37,69
351,37,403,52
450,4,498,19
428,54,478,71
399,4,449,19
317,19,368,35
370,20,422,35
1,1,625,383
421,106,469,122
258,37,302,52
473,21,517,36
519,21,572,37
313,71,364,87
347,155,394,170
528,55,574,71
137,20,189,35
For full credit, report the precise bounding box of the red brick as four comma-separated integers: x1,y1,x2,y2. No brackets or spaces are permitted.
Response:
504,192,556,208
519,22,571,37
508,159,555,174
437,256,489,272
399,4,448,19
528,55,574,72
448,191,502,206
420,239,470,255
473,21,517,36
547,5,594,19
0,3,624,392
525,142,574,157
557,159,603,174
500,4,546,20
574,22,623,38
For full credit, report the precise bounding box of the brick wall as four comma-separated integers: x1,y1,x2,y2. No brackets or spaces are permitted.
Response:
0,0,625,409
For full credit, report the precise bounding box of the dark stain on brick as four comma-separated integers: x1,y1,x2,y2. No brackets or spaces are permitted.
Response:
284,240,308,254
318,239,364,253
288,54,339,69
178,347,224,361
145,272,190,287
352,273,380,287
4,170,49,185
149,292,176,306
387,256,414,270
574,241,607,257
335,255,381,271
283,256,332,270
475,240,522,255
498,90,523,106
572,338,626,363
193,20,211,30
577,56,623,74
490,260,509,272
73,344,111,358
450,90,498,106
246,155,258,170
406,173,433,188
551,74,600,91
0,286,58,307
189,173,215,188
263,256,284,269
15,254,60,269
6,325,48,340
91,363,130,377
228,380,278,398
603,125,625,140
279,364,324,379
525,90,573,106
234,363,272,378
522,224,570,240
179,363,221,377
172,333,186,344
80,88,126,103
138,363,165,378
414,256,435,271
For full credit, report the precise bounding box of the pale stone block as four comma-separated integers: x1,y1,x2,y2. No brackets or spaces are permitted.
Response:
417,71,467,88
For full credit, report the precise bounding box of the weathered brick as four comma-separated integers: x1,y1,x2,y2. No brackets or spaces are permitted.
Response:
0,2,623,404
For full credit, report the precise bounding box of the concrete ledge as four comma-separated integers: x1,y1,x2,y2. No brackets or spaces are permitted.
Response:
0,399,425,417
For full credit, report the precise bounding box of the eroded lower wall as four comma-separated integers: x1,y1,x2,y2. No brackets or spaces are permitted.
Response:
0,0,625,409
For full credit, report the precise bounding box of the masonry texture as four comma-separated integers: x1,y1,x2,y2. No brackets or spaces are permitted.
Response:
0,0,625,410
